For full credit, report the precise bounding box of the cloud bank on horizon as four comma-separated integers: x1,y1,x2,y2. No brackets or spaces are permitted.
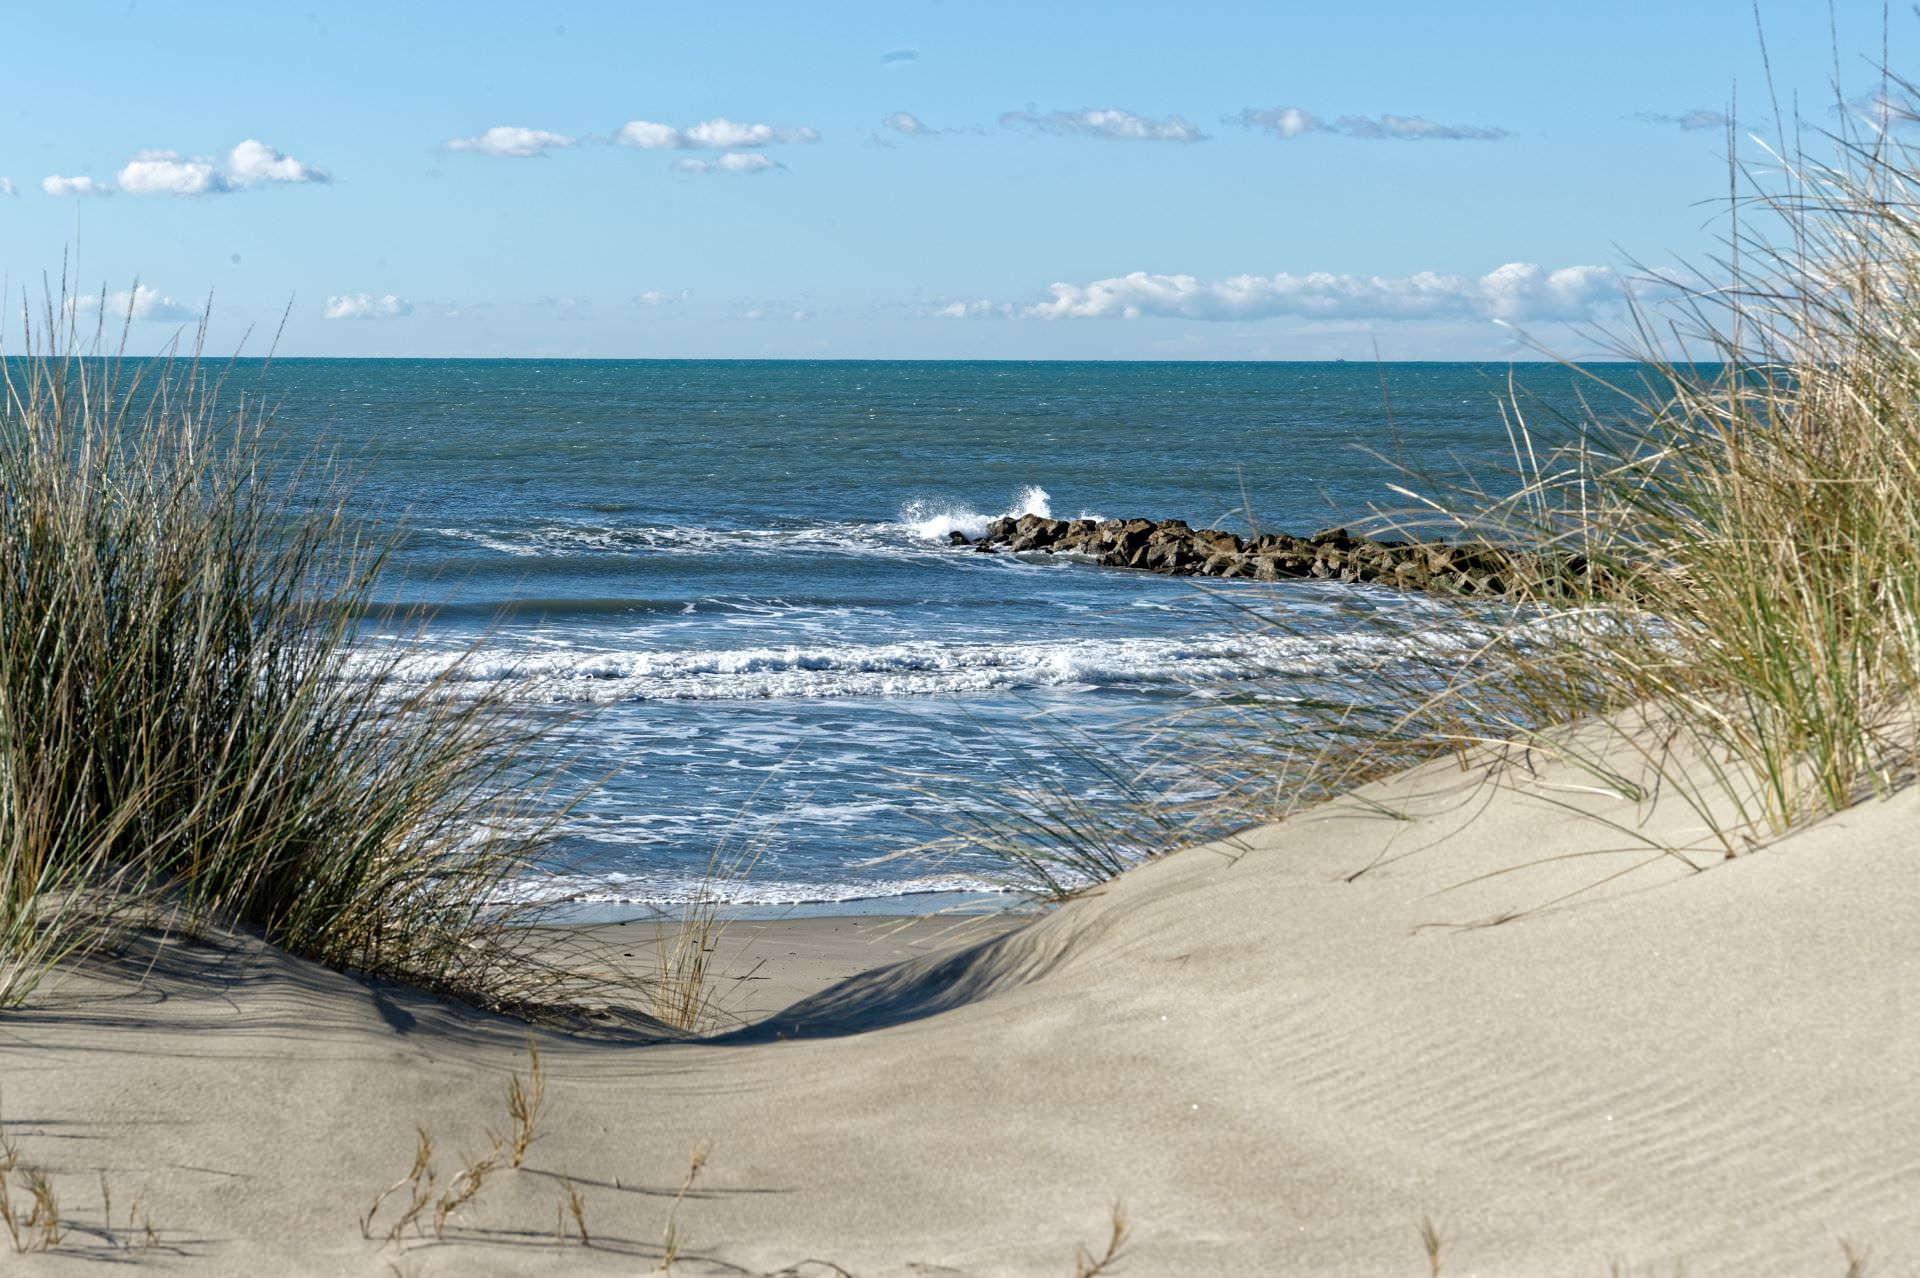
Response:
324,293,412,320
999,108,1209,142
67,285,199,323
1235,107,1513,141
1010,264,1620,323
437,116,820,175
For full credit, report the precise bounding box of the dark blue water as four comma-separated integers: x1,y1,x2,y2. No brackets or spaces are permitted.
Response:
251,359,1630,910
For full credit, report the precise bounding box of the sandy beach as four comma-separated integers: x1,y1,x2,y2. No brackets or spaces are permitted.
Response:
5,733,1916,1277
14,5,1920,1273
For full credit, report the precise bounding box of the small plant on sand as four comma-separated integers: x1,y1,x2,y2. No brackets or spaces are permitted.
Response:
506,1038,546,1169
362,1124,507,1245
656,1139,711,1272
652,894,727,1033
1072,1202,1130,1278
430,1134,504,1240
0,299,572,1008
650,836,763,1033
363,1041,566,1246
0,1106,68,1254
555,1173,589,1246
362,1128,438,1242
1419,1210,1443,1277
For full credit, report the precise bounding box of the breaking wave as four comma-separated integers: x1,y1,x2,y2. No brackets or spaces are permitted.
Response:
367,626,1453,703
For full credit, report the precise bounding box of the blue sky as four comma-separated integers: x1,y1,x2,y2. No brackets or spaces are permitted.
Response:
2,0,1913,359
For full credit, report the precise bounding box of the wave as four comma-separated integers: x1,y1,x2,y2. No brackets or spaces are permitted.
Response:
901,484,1056,542
365,627,1448,703
430,521,914,561
493,869,1014,908
423,483,1099,562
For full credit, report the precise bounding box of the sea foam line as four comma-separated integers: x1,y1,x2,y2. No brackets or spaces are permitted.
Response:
426,484,1089,561
363,626,1449,703
493,869,1014,907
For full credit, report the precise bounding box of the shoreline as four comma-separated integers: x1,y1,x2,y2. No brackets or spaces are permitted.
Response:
544,910,1026,1028
530,888,1028,926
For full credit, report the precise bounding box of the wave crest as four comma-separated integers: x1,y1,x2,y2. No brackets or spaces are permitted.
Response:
902,484,1054,543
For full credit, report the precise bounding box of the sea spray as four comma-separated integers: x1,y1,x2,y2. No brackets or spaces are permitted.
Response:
902,484,1055,542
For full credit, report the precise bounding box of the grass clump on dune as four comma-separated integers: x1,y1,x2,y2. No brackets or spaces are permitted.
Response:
0,304,561,1007
955,82,1920,898
1211,92,1920,863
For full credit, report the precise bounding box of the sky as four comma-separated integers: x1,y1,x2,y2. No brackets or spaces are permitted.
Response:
1,0,1915,360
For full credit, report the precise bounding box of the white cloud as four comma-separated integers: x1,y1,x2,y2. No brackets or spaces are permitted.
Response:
929,299,1014,319
636,289,690,305
672,152,781,175
1843,91,1920,131
615,120,683,150
1000,108,1207,142
447,126,577,157
323,293,413,320
43,175,110,197
616,117,819,150
1022,263,1620,323
118,151,231,196
1236,107,1511,141
882,111,930,137
687,118,817,148
0,178,14,197
1242,107,1317,140
1632,108,1730,132
226,139,328,184
68,285,197,323
114,139,326,196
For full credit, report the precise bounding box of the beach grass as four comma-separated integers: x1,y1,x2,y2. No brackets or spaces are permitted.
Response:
1175,91,1920,876
0,297,566,1008
931,83,1920,910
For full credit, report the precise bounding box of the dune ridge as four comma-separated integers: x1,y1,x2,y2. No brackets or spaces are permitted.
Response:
4,728,1915,1276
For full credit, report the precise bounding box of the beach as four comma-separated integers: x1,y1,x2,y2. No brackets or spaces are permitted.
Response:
7,729,1917,1276
14,4,1920,1272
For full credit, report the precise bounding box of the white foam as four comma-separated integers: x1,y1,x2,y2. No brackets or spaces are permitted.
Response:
902,484,1054,543
430,484,1089,561
492,869,1013,907
363,626,1451,704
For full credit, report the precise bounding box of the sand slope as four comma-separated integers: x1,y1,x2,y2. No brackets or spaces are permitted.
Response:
4,745,1918,1276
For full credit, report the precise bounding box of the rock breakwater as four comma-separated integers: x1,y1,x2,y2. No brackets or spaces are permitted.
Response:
954,515,1591,598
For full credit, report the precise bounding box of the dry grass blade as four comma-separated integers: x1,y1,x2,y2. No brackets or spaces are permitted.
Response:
651,837,761,1034
431,1132,503,1240
507,1039,545,1169
1419,1210,1443,1277
362,1127,434,1239
19,1168,62,1252
1071,1201,1129,1277
656,1139,711,1272
0,1170,18,1253
558,1173,589,1246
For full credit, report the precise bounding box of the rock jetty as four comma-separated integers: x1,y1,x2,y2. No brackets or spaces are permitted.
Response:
952,514,1591,599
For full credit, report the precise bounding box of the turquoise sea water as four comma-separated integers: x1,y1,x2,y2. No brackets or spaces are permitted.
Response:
251,359,1632,912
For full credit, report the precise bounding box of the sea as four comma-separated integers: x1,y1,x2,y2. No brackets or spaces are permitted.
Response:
254,359,1631,916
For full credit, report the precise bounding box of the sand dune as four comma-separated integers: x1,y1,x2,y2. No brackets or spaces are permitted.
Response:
4,741,1917,1275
